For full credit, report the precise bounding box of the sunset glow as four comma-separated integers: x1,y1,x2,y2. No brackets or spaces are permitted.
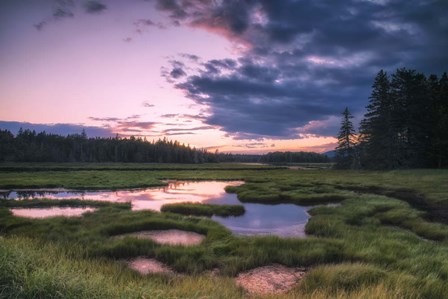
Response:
1,0,446,153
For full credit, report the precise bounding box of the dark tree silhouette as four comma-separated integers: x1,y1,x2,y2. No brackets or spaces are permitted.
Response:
335,107,357,169
0,129,330,164
359,70,394,169
357,68,448,169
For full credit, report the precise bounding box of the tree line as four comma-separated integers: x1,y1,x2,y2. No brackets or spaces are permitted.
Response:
0,129,329,164
0,129,217,163
336,68,448,169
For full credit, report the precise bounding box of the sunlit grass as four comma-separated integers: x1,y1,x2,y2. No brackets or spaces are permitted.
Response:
0,166,448,298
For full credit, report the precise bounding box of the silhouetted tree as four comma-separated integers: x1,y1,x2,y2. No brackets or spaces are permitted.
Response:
359,70,395,169
335,107,357,169
0,129,332,164
358,68,448,169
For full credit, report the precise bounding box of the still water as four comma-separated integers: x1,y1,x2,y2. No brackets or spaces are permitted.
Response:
3,181,312,237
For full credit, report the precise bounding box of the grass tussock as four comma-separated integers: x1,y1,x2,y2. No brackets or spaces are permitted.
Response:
1,166,448,298
161,203,245,217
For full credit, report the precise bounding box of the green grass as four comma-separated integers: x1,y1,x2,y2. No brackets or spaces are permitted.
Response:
1,165,448,298
0,162,283,171
161,203,245,217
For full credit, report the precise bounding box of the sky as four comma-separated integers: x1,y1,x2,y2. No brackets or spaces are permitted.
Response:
1,0,447,154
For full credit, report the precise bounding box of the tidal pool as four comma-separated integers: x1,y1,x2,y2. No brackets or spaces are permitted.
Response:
10,207,96,218
3,181,314,237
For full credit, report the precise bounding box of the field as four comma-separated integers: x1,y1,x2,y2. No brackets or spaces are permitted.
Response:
1,164,448,298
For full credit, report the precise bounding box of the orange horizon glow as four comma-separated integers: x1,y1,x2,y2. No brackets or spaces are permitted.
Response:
0,1,338,154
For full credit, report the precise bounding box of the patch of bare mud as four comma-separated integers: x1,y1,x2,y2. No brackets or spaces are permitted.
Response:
115,229,205,246
126,257,174,275
235,264,306,295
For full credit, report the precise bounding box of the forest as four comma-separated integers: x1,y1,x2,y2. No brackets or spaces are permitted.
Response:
336,68,448,169
0,129,329,164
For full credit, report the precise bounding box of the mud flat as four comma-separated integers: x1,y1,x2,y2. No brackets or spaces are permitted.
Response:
126,257,174,275
235,264,306,295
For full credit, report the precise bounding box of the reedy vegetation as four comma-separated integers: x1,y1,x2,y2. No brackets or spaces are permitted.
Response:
1,166,448,298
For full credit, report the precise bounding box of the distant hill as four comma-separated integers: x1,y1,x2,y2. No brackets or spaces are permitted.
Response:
323,150,336,158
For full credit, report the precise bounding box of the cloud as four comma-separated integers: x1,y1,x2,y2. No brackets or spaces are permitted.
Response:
170,67,186,78
161,114,178,118
0,121,114,137
88,115,157,133
165,132,196,136
143,102,155,108
134,18,166,32
88,116,121,122
34,1,75,30
234,142,272,149
162,125,214,134
34,0,106,30
298,142,338,153
297,116,341,137
160,113,206,121
156,0,448,139
84,1,107,14
53,8,74,19
117,121,156,130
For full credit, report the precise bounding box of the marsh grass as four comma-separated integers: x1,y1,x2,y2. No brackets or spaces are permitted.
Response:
1,166,448,298
161,203,245,217
0,198,130,209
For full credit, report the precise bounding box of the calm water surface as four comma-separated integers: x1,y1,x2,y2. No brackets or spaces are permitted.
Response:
3,181,313,237
11,207,96,218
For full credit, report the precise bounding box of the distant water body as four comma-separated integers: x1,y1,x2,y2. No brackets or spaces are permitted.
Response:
3,181,314,237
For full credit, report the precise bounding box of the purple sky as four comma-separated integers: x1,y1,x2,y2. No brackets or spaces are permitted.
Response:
1,0,447,153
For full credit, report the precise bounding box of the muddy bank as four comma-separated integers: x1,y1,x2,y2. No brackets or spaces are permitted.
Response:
235,264,306,295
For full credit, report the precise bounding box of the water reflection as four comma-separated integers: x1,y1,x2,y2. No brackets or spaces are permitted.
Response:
1,181,242,211
11,207,96,218
3,181,317,237
208,197,310,237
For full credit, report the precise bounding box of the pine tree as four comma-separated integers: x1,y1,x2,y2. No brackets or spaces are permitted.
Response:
390,68,431,168
335,107,357,169
359,70,393,169
432,72,448,168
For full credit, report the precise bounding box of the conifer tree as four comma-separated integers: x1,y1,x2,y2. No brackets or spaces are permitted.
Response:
431,72,448,168
335,107,357,169
390,68,431,168
359,70,393,169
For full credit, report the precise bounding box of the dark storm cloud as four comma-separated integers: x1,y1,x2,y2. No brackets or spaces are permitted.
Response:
0,121,114,137
157,0,448,139
170,67,186,78
84,1,107,14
